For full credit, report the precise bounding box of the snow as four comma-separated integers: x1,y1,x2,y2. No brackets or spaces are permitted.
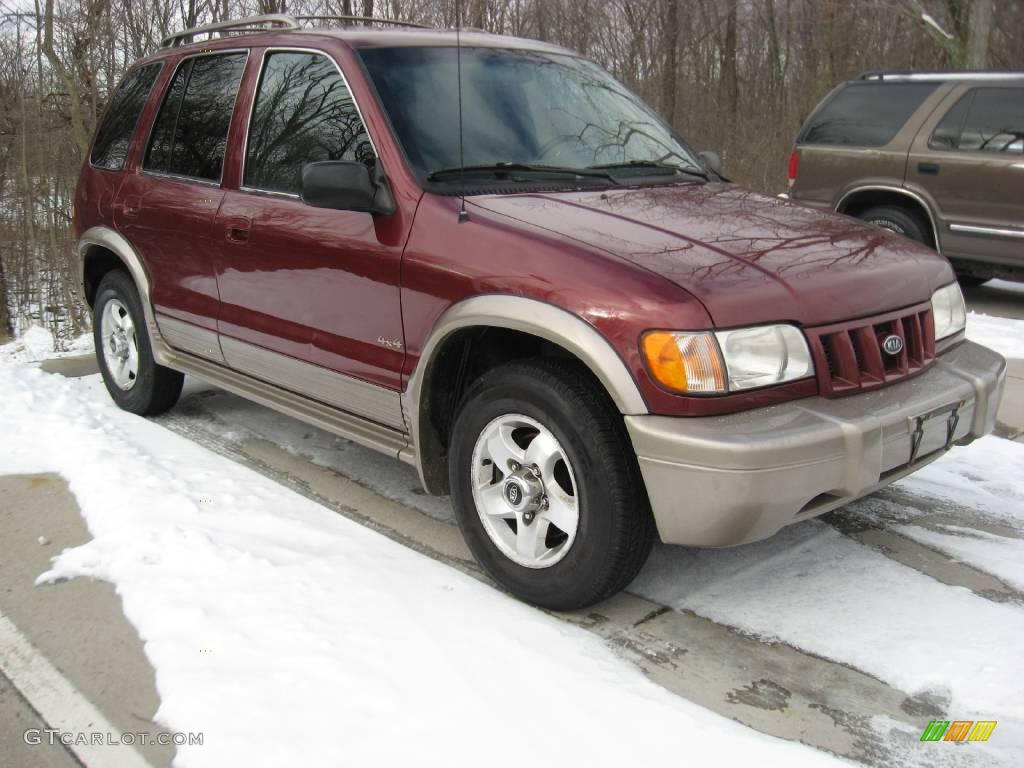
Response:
632,517,1024,721
967,312,1024,360
0,325,93,362
0,360,840,768
894,523,1024,591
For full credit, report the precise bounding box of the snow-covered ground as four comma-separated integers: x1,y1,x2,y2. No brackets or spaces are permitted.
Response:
967,309,1024,360
2,303,1023,767
0,358,842,766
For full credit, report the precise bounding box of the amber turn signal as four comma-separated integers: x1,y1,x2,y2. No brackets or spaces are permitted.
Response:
641,331,727,394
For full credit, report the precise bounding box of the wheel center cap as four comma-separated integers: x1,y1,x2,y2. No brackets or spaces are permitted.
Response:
110,333,129,360
503,471,543,513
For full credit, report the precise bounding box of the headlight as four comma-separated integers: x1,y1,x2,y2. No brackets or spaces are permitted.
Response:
641,324,813,394
931,282,966,340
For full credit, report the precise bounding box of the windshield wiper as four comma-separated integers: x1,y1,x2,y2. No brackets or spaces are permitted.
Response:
428,163,616,182
588,160,710,181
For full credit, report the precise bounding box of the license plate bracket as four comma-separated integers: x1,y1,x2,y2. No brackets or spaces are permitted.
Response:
907,400,964,464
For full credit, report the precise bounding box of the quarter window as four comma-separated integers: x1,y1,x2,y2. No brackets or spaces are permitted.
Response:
144,53,247,181
244,51,374,195
931,87,1024,154
799,83,937,147
90,63,162,170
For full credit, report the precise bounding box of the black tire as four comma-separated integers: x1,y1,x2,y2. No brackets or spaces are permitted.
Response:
859,205,930,246
449,358,655,611
93,270,183,415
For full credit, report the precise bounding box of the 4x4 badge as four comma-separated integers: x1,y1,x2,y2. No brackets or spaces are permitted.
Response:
882,335,904,356
377,336,403,350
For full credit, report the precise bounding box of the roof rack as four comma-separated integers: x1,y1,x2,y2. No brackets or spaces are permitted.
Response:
159,13,433,49
294,15,432,30
859,70,1024,82
160,14,299,48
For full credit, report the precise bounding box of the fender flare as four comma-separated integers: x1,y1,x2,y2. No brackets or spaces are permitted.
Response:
835,185,943,254
78,226,174,365
403,295,649,493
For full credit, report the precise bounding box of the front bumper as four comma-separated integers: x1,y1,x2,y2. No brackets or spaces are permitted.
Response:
625,341,1006,547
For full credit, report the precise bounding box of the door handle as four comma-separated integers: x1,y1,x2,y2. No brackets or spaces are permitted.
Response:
917,162,940,175
121,197,142,218
225,218,251,244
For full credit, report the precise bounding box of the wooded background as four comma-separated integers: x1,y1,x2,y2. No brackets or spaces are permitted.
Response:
1,0,1021,345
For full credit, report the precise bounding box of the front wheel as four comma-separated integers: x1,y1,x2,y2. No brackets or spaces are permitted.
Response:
449,359,654,611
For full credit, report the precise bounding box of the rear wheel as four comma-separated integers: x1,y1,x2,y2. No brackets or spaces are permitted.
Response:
93,270,183,415
859,205,930,246
449,358,654,611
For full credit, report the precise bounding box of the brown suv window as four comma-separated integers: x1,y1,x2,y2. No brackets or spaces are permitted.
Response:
90,63,162,170
243,51,373,195
931,87,1024,154
144,52,247,182
798,82,936,147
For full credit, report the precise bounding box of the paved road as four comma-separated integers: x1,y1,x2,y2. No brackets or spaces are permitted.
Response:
962,279,1024,321
3,281,1021,768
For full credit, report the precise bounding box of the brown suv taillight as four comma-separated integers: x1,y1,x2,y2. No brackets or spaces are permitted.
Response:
806,303,935,397
787,149,799,189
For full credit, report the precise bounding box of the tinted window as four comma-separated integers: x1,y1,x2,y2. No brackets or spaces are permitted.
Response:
244,52,373,194
929,93,972,150
90,63,162,170
144,53,247,181
952,88,1024,154
360,47,699,179
799,83,937,147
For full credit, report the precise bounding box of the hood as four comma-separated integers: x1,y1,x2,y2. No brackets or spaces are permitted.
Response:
471,184,953,328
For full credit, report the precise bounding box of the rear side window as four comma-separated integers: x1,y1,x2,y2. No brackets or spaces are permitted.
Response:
90,63,162,170
144,53,247,181
243,51,374,195
932,87,1024,154
799,83,937,147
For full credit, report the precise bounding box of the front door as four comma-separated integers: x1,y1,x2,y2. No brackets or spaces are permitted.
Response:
214,49,407,429
114,50,249,362
907,85,1024,271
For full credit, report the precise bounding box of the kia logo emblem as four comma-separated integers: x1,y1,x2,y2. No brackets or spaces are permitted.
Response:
882,335,904,356
505,483,522,506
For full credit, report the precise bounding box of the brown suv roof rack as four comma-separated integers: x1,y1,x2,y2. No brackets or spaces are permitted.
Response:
159,13,432,49
858,70,1024,82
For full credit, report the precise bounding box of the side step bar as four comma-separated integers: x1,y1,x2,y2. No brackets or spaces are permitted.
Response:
158,347,415,465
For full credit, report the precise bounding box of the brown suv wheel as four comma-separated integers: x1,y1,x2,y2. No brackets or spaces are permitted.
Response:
858,205,929,245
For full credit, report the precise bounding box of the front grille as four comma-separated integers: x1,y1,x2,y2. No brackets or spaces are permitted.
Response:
807,303,935,397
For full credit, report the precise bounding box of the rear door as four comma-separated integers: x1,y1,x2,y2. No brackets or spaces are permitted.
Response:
213,48,406,429
790,81,940,206
907,85,1024,269
114,50,248,362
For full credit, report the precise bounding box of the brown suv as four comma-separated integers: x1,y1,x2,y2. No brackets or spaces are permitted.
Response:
74,17,1005,610
788,71,1024,285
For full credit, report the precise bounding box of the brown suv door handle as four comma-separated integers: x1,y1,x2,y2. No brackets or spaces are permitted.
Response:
917,162,940,175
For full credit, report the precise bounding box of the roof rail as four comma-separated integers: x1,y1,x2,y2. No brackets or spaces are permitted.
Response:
159,13,435,49
294,15,432,30
859,70,1024,82
159,14,299,48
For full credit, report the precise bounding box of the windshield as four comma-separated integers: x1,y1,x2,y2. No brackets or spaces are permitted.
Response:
359,46,701,186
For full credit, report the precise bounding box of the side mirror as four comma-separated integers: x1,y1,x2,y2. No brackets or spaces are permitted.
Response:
698,150,722,176
301,160,395,215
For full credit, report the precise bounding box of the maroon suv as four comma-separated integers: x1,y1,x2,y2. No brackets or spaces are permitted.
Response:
73,16,1006,610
